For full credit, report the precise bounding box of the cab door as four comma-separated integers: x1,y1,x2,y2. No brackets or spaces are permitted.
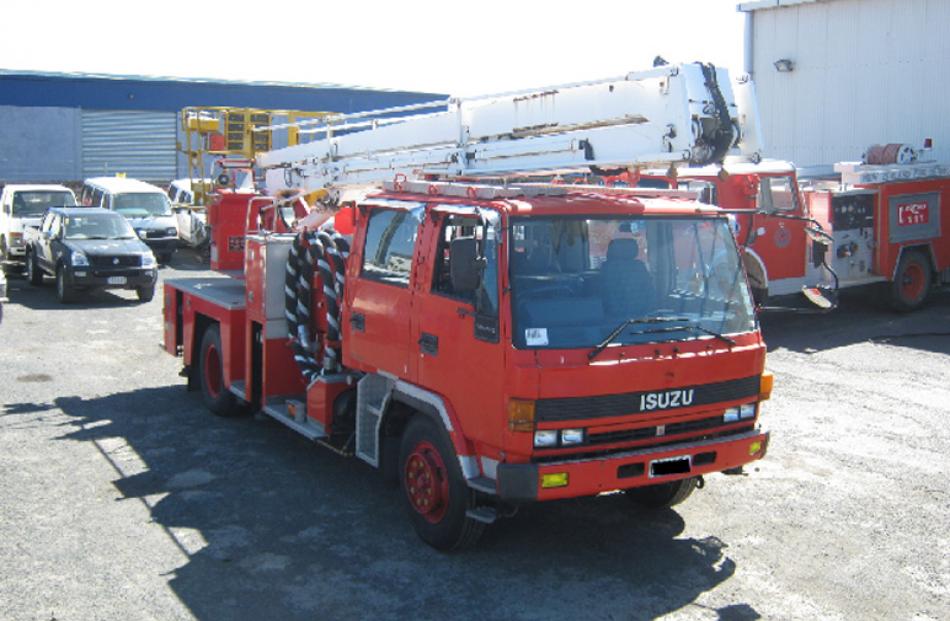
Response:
411,206,507,450
749,174,809,290
343,201,425,378
38,213,60,272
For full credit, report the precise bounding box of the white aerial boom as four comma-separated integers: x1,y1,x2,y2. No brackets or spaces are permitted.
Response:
257,62,762,195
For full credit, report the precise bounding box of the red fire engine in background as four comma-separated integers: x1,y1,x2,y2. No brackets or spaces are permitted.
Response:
642,142,950,311
162,63,774,550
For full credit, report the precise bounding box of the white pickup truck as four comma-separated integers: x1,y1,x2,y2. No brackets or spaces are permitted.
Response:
0,184,77,264
168,178,209,248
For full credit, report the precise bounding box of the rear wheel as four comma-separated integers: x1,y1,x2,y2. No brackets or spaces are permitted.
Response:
198,324,243,416
399,416,484,551
136,285,155,303
27,252,43,286
890,250,931,312
55,265,76,303
625,477,698,509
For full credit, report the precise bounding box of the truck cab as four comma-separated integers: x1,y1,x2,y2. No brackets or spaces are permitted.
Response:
642,162,811,304
0,184,77,263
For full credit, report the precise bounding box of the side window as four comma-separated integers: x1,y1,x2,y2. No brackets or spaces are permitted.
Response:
40,213,53,233
103,193,112,210
91,190,104,207
758,175,799,213
48,215,62,238
432,214,498,314
167,186,177,201
361,207,423,287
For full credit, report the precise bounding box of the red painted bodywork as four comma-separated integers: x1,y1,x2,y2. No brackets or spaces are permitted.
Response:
209,191,256,271
857,178,950,278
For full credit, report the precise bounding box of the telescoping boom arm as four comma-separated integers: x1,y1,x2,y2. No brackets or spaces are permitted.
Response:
257,63,762,195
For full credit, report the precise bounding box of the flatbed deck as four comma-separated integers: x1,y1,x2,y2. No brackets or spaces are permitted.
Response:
167,277,246,310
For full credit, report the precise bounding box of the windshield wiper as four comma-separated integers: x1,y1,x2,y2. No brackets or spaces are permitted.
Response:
684,324,736,346
588,316,689,361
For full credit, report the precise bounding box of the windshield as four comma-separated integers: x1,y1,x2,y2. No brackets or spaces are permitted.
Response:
510,217,755,349
112,192,172,217
63,213,136,240
12,191,76,217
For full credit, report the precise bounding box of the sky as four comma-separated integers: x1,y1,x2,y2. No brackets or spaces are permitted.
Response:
2,0,745,96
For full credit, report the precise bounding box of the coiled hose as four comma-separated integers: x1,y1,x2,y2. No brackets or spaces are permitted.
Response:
284,228,350,383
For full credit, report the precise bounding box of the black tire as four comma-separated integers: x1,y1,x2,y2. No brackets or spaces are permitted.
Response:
625,477,698,509
198,324,243,416
398,415,485,551
890,250,932,312
136,285,155,303
55,265,76,303
26,252,44,286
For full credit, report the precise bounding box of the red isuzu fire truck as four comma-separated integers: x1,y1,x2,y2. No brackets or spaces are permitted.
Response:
635,143,950,311
162,63,774,549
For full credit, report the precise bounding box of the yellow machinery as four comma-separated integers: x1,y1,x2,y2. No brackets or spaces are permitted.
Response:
179,107,331,205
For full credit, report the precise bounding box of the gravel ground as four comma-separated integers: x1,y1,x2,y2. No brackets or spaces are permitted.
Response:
1,250,948,621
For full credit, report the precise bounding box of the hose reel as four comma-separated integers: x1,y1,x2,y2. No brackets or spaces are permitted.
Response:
284,228,350,383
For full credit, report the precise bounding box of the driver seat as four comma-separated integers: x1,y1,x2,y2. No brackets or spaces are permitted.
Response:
601,238,654,316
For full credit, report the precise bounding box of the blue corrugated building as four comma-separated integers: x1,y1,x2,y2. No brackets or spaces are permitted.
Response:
0,70,444,183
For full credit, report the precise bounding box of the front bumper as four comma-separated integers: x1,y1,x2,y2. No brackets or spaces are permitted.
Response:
496,429,769,502
68,267,157,289
142,237,178,254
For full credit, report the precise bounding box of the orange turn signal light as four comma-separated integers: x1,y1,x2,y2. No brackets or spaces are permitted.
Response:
508,399,536,432
759,371,774,401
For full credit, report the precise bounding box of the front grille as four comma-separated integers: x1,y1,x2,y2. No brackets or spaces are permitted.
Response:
587,415,745,446
146,230,172,239
535,375,760,422
89,255,141,268
532,426,755,464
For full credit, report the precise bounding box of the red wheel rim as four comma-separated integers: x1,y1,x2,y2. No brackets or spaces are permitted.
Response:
404,440,449,524
204,342,222,398
901,262,925,301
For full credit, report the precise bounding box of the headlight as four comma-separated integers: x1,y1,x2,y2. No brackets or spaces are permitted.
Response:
141,253,157,268
166,227,178,236
724,402,757,423
739,403,757,419
137,229,147,239
10,232,23,247
71,252,89,267
561,429,585,445
533,430,558,448
723,406,740,423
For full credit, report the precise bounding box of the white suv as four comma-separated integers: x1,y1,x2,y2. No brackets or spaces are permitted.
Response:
0,184,77,263
81,177,179,263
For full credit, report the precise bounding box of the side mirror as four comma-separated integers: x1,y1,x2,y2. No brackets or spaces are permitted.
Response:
811,238,828,268
449,237,483,294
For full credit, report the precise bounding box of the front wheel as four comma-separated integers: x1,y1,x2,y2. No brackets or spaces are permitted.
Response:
27,252,44,286
890,250,932,312
198,324,243,416
399,416,485,551
55,266,76,303
136,285,155,303
625,477,698,509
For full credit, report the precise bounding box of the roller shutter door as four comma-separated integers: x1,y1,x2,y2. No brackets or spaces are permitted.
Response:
81,110,176,181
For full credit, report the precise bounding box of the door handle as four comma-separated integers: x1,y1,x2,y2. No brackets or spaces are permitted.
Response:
418,332,439,356
350,312,365,332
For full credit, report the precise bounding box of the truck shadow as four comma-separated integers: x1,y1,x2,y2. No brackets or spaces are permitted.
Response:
41,386,758,621
760,287,950,355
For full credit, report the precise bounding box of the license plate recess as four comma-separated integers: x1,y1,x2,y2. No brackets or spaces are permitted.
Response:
650,455,691,477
